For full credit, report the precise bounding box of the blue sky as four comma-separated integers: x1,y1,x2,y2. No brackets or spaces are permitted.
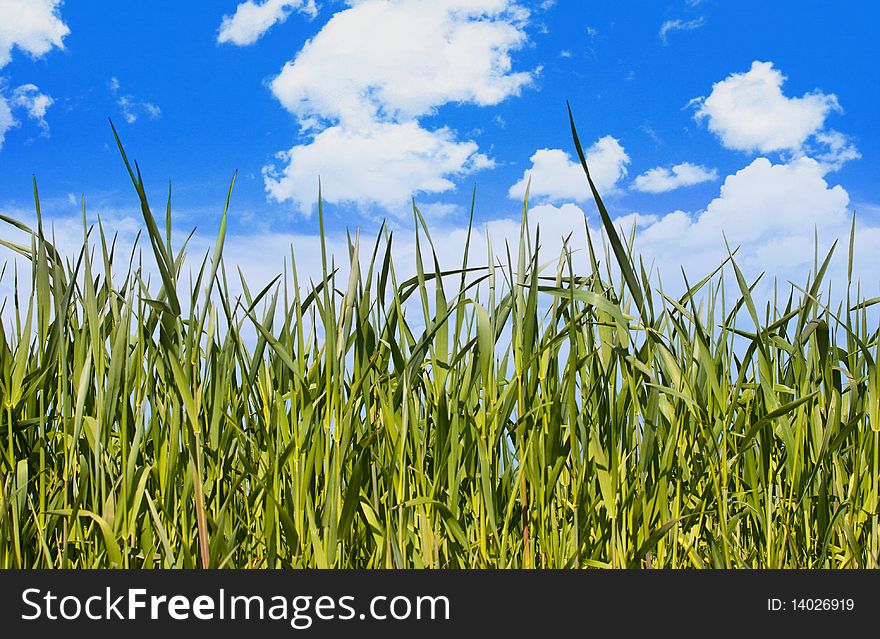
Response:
1,0,879,295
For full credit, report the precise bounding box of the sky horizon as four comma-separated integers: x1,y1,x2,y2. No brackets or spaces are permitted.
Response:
1,0,879,300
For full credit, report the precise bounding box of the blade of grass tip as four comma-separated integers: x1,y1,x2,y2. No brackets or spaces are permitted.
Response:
358,220,385,310
317,178,330,293
109,119,180,317
567,101,646,325
456,186,477,336
414,203,451,370
31,178,53,348
794,240,837,338
517,178,530,315
337,228,360,364
166,182,173,258
198,171,236,333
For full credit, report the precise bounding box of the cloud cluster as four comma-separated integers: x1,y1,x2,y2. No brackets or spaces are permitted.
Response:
499,155,864,301
258,0,534,215
4,152,870,338
1,8,873,331
278,147,865,301
0,0,67,149
217,0,318,46
634,157,850,276
501,60,869,298
486,61,860,297
109,76,161,124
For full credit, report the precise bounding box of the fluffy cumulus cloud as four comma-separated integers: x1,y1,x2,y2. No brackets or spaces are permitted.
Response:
217,0,318,46
261,0,534,216
264,121,493,212
508,137,629,203
636,158,849,268
633,162,717,193
0,0,69,67
692,61,848,158
269,0,531,127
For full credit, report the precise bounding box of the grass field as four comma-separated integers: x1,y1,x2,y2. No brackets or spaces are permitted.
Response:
1,114,878,569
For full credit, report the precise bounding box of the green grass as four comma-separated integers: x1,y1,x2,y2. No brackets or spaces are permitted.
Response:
0,113,879,569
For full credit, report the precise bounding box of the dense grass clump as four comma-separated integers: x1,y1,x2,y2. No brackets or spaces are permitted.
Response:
1,117,879,569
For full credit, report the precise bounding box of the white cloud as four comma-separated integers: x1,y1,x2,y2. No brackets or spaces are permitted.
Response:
658,17,705,45
264,121,492,213
217,0,318,46
811,130,861,172
109,77,161,124
5,155,877,336
10,83,53,132
270,0,531,127
345,153,869,298
500,155,869,300
143,102,161,119
0,1,67,149
263,0,533,215
692,61,842,156
256,156,873,303
0,82,55,147
610,157,861,294
117,96,161,124
633,162,717,193
0,0,69,68
508,137,630,203
417,201,463,219
640,157,847,253
0,95,13,148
